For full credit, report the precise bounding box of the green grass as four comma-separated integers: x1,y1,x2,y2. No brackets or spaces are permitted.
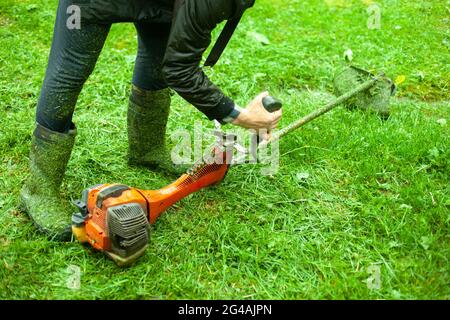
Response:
0,0,449,299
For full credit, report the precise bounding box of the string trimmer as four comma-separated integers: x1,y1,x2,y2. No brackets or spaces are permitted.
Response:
72,66,396,266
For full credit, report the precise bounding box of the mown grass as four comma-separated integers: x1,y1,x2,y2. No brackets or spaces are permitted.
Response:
0,0,449,299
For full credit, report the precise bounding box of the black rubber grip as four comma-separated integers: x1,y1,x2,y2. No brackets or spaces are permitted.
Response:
262,96,282,113
254,96,283,145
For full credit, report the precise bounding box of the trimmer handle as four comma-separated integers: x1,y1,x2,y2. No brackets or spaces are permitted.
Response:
262,96,282,113
253,96,283,146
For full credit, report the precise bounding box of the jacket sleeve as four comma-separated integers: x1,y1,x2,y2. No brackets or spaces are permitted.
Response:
161,0,235,121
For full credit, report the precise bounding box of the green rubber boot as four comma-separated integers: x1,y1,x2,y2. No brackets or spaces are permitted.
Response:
19,123,76,241
128,85,188,175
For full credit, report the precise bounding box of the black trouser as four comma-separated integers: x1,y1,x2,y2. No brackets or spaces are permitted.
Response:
36,0,171,133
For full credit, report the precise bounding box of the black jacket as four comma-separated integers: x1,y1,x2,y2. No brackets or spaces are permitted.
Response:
77,0,255,120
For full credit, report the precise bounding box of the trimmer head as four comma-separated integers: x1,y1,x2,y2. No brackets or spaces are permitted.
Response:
333,66,396,119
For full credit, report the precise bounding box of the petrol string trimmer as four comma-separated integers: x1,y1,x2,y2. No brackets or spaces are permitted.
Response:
72,66,396,266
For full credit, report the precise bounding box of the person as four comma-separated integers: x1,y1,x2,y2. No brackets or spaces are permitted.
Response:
20,0,282,241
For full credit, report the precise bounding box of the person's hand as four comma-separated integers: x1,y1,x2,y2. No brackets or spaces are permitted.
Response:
232,92,282,138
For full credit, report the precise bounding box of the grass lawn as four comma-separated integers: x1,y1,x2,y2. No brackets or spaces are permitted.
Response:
0,0,449,299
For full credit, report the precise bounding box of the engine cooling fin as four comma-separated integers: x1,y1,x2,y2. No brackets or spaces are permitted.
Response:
106,203,150,264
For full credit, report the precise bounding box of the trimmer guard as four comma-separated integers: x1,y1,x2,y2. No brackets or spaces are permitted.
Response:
334,66,396,119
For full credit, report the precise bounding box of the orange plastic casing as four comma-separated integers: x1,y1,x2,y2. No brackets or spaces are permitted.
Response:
82,148,231,252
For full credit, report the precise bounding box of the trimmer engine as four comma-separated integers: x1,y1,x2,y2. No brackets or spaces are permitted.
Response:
72,148,231,266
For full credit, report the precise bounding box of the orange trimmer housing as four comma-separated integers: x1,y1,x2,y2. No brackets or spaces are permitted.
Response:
72,148,231,266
